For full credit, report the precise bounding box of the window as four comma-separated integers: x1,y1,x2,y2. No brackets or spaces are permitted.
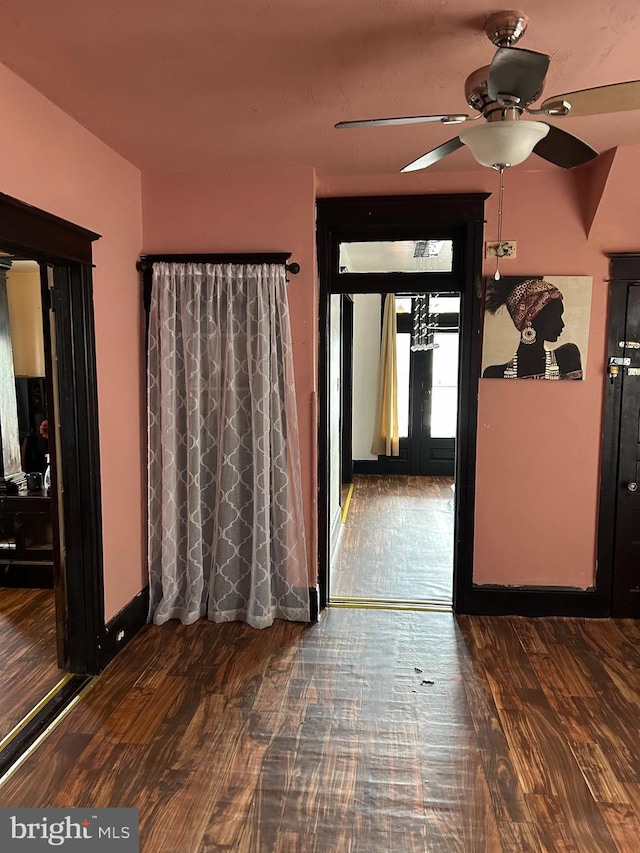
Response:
431,332,459,438
339,240,453,274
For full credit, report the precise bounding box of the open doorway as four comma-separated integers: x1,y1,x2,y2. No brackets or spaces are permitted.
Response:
330,289,459,606
316,194,487,614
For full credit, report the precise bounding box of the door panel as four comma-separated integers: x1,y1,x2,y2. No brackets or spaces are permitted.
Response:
612,284,640,615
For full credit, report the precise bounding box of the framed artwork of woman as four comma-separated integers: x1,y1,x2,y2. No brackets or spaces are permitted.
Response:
481,275,593,380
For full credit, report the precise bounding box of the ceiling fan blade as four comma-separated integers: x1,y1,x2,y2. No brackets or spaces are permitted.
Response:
488,47,550,103
401,137,464,172
335,114,470,129
533,124,598,168
540,80,640,117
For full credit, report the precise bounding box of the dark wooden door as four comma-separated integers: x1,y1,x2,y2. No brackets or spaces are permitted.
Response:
401,303,458,477
611,284,640,616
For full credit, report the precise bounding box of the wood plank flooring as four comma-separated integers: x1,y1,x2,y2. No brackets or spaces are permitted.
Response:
0,587,61,741
332,474,454,602
3,610,640,851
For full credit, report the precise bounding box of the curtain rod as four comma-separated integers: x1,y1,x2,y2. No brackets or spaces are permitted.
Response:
137,253,300,275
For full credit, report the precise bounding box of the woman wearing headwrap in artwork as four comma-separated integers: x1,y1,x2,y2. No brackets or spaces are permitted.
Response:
482,278,583,380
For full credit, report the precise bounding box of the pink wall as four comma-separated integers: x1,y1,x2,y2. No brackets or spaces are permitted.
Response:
9,44,627,603
475,170,607,587
0,63,145,621
5,42,639,612
142,168,318,579
320,163,634,589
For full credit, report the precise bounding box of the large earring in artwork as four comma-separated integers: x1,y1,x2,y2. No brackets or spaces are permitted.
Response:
521,322,536,344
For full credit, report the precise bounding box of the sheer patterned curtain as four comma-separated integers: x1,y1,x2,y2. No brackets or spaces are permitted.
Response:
147,262,309,629
371,293,399,456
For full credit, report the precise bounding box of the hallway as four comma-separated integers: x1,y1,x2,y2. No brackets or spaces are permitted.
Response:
332,474,454,604
2,608,639,851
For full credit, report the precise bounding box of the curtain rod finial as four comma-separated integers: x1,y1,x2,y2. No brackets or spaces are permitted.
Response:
286,262,300,275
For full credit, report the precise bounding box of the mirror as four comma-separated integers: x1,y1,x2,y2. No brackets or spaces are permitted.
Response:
0,258,59,746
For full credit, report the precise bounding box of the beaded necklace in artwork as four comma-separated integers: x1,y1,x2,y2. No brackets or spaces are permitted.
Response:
503,348,560,379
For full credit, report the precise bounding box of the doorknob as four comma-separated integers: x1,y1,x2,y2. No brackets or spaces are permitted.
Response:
628,482,638,492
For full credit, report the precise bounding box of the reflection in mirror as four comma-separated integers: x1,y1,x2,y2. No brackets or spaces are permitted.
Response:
10,263,49,489
0,258,60,747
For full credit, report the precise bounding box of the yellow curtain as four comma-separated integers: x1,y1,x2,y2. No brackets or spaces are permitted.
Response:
371,293,399,456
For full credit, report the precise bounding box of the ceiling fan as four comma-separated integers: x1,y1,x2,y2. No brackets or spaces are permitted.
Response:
336,9,640,172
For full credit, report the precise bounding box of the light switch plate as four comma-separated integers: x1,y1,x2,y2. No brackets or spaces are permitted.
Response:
485,241,517,259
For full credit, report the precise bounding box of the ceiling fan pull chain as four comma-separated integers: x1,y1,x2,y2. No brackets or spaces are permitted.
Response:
494,166,506,281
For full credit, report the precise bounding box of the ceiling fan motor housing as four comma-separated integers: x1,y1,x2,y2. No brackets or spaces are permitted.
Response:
465,65,544,117
465,66,494,113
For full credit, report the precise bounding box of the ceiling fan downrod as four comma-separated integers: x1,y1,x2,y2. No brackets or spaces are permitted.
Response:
485,10,530,47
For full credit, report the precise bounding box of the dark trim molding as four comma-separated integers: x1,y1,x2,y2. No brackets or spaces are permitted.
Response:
51,264,106,674
309,586,319,622
100,586,150,668
0,191,105,675
332,271,457,294
453,206,486,614
0,562,54,589
465,585,608,618
605,252,640,281
0,191,99,264
353,460,388,475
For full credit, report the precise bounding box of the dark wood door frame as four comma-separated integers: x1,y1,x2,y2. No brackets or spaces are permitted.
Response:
0,190,106,674
596,252,640,617
316,194,489,611
340,294,354,486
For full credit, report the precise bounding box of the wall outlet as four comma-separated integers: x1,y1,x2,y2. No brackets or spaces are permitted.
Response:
485,240,517,259
116,630,125,642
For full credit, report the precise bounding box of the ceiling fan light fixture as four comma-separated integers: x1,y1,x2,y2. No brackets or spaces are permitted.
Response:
458,120,550,167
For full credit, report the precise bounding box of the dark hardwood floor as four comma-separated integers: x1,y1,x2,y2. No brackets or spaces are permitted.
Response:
2,609,640,851
332,474,454,603
0,588,61,741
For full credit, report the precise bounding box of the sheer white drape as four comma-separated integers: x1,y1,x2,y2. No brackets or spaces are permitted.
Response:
147,262,310,629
